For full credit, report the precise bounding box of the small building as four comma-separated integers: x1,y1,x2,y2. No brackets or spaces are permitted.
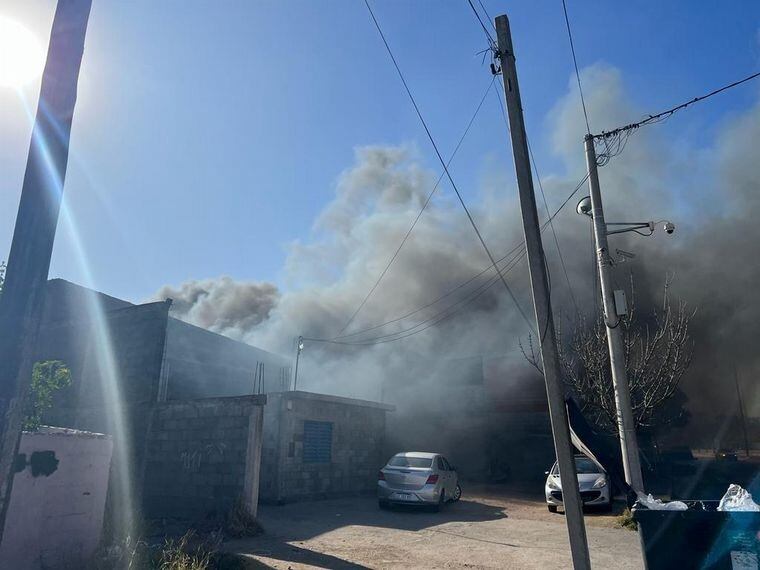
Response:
0,427,113,569
260,391,394,503
33,279,284,533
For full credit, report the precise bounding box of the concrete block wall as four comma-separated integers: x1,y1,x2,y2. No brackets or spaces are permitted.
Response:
142,395,266,521
260,392,392,503
0,427,113,570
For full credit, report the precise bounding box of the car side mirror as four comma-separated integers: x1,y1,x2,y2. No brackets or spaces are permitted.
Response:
544,471,550,475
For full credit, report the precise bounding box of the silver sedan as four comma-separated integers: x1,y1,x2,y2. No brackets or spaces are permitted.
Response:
378,452,461,510
545,454,612,512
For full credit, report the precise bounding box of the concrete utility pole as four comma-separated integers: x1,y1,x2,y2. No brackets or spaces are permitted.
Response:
0,0,92,540
495,15,591,570
733,367,750,458
583,135,645,493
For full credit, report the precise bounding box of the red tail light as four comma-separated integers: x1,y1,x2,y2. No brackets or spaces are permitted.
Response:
426,474,439,484
378,470,385,481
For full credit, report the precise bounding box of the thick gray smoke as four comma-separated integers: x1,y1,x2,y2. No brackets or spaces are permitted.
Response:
155,277,279,338
155,63,760,421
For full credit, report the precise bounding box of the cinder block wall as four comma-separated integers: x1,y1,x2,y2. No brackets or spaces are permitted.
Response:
260,392,392,503
142,395,266,521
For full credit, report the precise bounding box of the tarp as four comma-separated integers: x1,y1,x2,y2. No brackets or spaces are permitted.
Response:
566,396,636,504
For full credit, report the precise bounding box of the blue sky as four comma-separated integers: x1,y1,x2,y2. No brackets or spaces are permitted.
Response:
1,0,759,302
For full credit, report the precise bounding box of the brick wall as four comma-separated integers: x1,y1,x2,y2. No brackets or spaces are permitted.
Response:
142,396,265,521
260,392,391,503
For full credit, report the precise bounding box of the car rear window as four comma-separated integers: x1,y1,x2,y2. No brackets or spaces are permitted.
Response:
388,456,433,468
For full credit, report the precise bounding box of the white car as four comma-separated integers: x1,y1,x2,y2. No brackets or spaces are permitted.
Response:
545,454,611,512
378,452,461,510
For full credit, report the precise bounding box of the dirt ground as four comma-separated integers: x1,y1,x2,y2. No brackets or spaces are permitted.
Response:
224,487,644,569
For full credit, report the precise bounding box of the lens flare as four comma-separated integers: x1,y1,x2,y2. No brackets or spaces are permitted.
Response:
16,91,137,538
0,16,45,88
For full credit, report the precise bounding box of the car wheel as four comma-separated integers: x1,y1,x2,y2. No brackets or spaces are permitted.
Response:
451,483,462,502
548,505,558,513
378,499,390,510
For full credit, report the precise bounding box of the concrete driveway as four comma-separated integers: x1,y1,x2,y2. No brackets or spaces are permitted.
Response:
224,489,644,569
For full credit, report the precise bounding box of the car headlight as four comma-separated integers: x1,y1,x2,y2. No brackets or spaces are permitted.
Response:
592,476,607,489
547,477,560,490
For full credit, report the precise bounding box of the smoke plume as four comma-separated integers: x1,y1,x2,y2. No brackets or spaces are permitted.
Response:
155,63,760,422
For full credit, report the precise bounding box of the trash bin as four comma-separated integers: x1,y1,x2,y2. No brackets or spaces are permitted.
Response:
633,500,760,569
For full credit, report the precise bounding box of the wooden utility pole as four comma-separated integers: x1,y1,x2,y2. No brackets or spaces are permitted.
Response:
495,15,591,569
0,0,92,540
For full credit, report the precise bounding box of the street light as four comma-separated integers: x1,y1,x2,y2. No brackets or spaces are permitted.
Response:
292,336,304,391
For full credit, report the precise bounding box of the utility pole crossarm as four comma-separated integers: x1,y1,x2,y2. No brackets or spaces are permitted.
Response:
495,14,591,570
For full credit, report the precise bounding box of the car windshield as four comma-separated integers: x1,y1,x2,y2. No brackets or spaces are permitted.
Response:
388,456,433,468
575,457,601,474
552,457,601,475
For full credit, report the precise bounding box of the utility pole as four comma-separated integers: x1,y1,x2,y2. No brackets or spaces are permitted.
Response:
293,336,304,390
496,15,591,570
733,367,750,458
583,135,645,493
0,0,92,540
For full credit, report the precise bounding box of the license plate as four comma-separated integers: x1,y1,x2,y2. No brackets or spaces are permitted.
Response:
392,493,415,501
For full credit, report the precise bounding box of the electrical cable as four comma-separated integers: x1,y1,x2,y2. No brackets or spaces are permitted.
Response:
335,76,496,337
561,0,591,135
335,240,526,340
491,80,581,317
465,0,496,46
475,0,496,32
594,69,760,164
595,70,760,140
307,172,589,346
364,0,534,332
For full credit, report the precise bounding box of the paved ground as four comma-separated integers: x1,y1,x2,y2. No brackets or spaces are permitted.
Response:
224,488,644,569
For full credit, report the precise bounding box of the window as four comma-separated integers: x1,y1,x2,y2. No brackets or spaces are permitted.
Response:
574,457,601,474
441,457,452,471
303,421,332,463
388,455,433,468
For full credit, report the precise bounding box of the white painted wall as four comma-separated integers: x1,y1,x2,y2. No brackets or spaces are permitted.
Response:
0,427,113,569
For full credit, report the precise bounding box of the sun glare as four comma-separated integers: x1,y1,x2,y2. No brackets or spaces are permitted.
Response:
0,15,45,88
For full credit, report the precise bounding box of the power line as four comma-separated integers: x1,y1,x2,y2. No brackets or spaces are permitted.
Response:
491,80,580,316
336,243,527,342
594,69,760,163
560,0,591,135
335,249,529,345
308,172,589,346
465,0,496,46
336,240,526,340
363,0,534,331
475,0,496,32
336,77,496,337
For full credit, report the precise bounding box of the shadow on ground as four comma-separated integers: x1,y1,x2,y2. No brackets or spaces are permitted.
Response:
223,495,507,569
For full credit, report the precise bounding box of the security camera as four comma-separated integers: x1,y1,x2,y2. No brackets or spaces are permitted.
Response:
576,196,592,217
663,221,675,235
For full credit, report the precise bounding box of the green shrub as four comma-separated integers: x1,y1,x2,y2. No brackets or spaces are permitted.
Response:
617,508,638,531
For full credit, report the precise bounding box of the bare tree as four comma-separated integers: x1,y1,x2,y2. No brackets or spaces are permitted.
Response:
522,275,695,434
